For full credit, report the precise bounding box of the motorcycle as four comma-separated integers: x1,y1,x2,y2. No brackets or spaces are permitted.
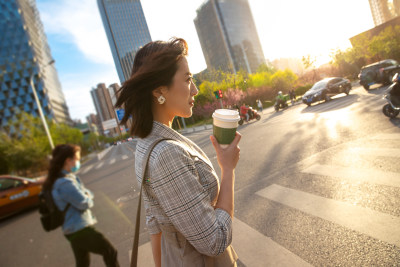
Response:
238,107,261,125
274,98,288,112
382,73,400,118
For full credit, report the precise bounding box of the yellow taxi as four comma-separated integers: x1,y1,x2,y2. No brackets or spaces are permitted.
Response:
0,175,45,219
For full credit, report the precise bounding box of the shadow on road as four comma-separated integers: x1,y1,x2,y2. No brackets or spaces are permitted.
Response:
301,94,359,114
390,117,400,127
365,84,389,95
259,110,285,124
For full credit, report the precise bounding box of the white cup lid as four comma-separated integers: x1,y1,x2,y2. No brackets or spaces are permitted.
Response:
212,109,240,122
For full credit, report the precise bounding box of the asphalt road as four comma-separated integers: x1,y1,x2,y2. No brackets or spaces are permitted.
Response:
1,84,399,266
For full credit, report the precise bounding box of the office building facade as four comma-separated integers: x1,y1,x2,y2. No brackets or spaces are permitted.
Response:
194,0,265,74
90,83,125,136
0,0,71,134
369,0,400,25
97,0,152,83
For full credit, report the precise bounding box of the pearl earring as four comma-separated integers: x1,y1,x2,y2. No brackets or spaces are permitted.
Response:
158,95,166,104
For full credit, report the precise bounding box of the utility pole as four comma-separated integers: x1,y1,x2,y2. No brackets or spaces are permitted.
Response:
30,60,55,150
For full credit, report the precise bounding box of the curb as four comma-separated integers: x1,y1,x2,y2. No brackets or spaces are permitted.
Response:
178,124,213,134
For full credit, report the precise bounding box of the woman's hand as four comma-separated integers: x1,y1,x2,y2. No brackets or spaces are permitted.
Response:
210,132,241,172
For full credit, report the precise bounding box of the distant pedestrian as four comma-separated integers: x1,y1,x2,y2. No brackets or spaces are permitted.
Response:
256,99,263,112
115,38,240,267
289,90,296,105
44,144,119,267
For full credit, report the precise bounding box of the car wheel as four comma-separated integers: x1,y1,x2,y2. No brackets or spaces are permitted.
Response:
345,86,350,95
324,94,331,102
238,119,243,126
382,104,390,117
363,84,369,90
306,103,311,107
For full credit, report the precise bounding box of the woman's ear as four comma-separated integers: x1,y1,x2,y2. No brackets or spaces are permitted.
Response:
152,86,168,98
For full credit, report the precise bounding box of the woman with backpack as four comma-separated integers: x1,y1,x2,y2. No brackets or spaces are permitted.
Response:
43,144,119,267
116,38,241,266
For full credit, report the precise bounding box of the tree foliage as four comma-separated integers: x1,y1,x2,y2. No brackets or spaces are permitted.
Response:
330,25,400,78
0,113,83,176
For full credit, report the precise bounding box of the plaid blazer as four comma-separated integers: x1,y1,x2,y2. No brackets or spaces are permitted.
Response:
135,121,232,257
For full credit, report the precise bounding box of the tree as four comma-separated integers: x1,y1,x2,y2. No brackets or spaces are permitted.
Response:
0,112,84,176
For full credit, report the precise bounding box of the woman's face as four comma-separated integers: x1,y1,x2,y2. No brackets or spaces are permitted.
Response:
163,57,198,118
64,151,81,172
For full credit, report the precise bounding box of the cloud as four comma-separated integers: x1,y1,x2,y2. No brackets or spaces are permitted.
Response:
60,66,119,121
38,0,114,65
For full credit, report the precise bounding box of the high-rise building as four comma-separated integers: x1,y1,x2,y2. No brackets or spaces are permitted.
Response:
194,0,265,74
97,0,152,83
369,0,400,26
0,0,72,134
90,83,125,136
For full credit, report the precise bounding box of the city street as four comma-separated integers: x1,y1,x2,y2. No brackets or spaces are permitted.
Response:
1,84,399,266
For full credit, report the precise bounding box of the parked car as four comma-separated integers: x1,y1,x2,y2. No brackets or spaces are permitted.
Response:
0,175,45,219
359,59,400,90
302,77,352,106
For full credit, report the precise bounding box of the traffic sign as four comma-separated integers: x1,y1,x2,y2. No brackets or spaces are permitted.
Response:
116,109,125,121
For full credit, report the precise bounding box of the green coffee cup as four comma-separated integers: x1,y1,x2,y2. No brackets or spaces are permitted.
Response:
212,109,240,146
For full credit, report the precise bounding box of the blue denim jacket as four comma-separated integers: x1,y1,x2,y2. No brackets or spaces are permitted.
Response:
52,171,97,235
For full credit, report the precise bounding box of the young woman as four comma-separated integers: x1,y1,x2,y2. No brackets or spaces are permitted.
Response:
44,144,119,267
116,38,241,266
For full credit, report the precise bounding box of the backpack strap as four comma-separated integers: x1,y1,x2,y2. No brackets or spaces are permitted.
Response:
130,137,171,267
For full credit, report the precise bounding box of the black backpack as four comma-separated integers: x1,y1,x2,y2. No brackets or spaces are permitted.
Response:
38,189,70,232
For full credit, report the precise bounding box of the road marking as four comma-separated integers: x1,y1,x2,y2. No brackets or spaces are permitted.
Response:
302,164,400,188
80,164,94,175
95,162,104,169
109,158,116,165
373,133,400,140
233,218,312,267
349,147,400,158
122,155,129,160
256,184,400,247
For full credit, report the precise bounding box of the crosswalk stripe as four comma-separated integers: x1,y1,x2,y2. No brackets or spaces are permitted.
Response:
122,155,129,160
80,164,94,175
233,218,312,267
349,147,400,158
95,162,104,170
133,217,312,267
302,164,400,188
373,133,400,140
109,158,116,165
256,184,400,247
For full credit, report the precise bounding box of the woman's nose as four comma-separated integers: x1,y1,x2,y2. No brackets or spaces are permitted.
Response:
191,81,199,96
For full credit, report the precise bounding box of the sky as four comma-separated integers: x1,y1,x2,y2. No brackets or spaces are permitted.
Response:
36,0,374,121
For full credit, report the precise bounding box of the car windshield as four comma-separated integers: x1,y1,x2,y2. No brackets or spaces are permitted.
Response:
310,80,328,91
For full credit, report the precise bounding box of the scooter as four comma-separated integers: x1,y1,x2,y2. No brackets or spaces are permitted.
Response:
274,99,288,112
382,73,400,118
239,107,261,125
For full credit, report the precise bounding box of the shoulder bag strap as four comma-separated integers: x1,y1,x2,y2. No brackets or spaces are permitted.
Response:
131,137,171,267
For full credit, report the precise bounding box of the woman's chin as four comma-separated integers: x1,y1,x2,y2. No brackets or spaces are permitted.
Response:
180,110,193,118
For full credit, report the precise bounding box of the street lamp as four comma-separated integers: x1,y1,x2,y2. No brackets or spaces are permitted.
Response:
29,60,55,150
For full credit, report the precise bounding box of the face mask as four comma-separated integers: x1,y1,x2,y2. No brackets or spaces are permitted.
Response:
71,161,81,173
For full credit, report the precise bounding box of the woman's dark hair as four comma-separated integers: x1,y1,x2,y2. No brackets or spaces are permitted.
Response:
115,37,188,138
43,144,81,191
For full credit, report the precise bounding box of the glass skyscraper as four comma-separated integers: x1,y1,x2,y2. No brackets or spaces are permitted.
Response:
194,0,265,74
0,0,71,134
369,0,400,26
97,0,152,83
